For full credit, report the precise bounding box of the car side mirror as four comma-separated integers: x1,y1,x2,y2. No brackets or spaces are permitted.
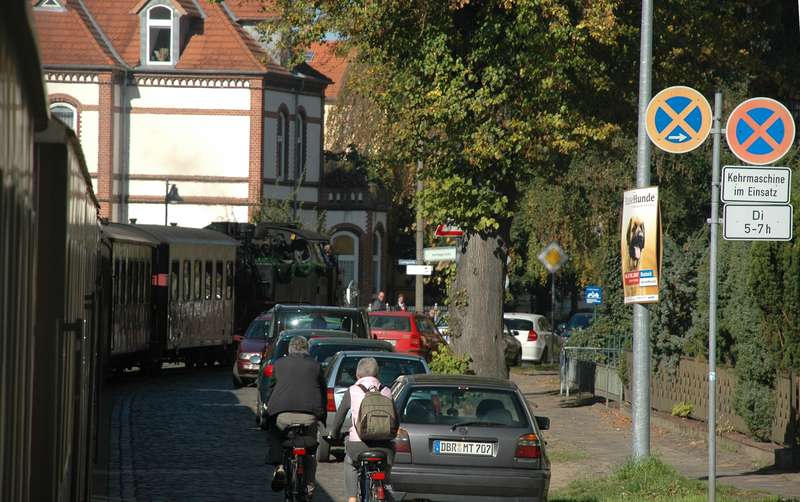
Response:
535,416,550,431
232,334,243,343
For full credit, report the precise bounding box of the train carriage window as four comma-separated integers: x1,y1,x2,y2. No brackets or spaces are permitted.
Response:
215,261,223,300
193,260,201,300
182,260,191,301
225,261,234,300
204,261,213,300
170,260,179,301
114,258,121,304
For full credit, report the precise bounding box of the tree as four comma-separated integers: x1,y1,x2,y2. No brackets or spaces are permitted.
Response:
260,0,622,377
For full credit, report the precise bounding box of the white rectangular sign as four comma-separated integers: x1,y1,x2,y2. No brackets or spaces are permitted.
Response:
723,204,793,241
721,166,791,204
406,265,433,276
424,247,457,262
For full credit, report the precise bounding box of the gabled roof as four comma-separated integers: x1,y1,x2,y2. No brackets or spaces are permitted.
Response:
31,0,124,68
224,0,276,21
36,0,285,74
306,41,349,100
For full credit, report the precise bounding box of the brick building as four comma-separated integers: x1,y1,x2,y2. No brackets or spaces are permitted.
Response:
32,0,390,299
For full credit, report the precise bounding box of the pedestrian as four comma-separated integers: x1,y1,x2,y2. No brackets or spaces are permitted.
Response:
395,293,407,311
323,243,337,268
370,290,388,311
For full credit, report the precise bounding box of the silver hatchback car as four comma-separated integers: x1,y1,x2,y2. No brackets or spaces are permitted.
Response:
389,374,551,502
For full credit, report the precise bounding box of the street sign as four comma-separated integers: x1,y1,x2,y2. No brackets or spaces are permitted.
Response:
538,241,567,274
397,258,416,266
423,246,457,262
406,265,433,276
726,98,795,166
645,86,712,153
435,224,464,237
584,286,602,305
721,166,791,204
723,204,793,241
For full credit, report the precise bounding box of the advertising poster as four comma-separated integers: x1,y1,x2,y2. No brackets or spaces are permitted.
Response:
621,187,661,304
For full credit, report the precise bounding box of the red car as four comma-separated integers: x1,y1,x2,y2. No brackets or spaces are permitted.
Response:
368,311,446,360
232,312,272,387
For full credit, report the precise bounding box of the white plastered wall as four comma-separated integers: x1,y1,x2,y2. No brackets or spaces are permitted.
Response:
326,210,368,233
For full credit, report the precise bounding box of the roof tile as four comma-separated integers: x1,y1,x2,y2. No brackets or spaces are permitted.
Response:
307,41,349,100
32,0,119,67
224,0,276,21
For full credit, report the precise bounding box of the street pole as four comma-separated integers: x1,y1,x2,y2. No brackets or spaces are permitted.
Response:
164,180,169,226
550,272,556,364
632,0,653,460
707,91,723,502
415,160,424,314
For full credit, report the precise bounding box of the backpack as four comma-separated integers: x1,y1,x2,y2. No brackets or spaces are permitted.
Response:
355,384,398,441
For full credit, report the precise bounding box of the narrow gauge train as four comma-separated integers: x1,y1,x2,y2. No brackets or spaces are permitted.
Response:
207,221,339,334
103,223,238,372
1,3,104,498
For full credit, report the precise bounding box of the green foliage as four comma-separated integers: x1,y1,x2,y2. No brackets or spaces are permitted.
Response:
551,456,778,502
429,346,472,375
671,402,694,418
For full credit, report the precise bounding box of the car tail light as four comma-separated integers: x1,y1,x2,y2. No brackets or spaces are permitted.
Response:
327,388,337,412
370,471,386,480
527,330,538,342
393,428,411,454
263,364,273,377
514,433,541,459
293,447,306,456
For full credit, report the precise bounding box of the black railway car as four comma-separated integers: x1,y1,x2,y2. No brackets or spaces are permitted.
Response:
133,225,238,367
102,223,159,372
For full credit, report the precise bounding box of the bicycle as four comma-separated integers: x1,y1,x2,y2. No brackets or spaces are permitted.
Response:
280,424,315,502
356,450,388,502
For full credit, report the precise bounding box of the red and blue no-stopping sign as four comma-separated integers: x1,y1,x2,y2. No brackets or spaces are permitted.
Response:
726,98,795,165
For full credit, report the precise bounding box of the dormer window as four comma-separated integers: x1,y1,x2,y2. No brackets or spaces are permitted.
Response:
147,6,173,64
36,0,63,9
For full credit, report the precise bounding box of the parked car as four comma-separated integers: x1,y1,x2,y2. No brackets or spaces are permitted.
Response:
369,311,447,360
504,313,553,363
503,320,523,367
232,312,272,387
255,331,393,428
559,312,595,339
317,351,430,461
266,304,371,342
389,374,551,501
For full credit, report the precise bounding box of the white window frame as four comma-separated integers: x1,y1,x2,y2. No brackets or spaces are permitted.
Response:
277,110,287,178
37,0,64,9
49,102,77,131
146,5,174,66
295,112,306,180
332,230,359,288
372,231,382,294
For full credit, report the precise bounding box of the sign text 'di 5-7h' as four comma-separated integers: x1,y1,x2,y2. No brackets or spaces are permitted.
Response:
721,166,791,204
723,204,793,241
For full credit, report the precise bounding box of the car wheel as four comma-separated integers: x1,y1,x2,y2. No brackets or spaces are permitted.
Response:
317,432,331,463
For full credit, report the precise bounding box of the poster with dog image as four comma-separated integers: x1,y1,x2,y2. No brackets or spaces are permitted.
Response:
621,187,661,304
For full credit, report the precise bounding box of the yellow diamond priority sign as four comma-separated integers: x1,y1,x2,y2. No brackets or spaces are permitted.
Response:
538,242,567,274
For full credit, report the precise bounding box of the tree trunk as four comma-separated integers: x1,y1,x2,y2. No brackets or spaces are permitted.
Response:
450,230,507,378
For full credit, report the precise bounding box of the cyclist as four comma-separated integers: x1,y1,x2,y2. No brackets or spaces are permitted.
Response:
329,357,395,502
266,336,327,497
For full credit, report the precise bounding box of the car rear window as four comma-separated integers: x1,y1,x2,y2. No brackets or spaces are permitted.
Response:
278,310,368,338
505,318,534,331
400,386,529,428
370,315,411,331
311,343,392,365
336,356,427,387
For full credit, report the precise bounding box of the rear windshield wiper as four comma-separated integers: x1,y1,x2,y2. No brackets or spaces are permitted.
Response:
450,421,506,431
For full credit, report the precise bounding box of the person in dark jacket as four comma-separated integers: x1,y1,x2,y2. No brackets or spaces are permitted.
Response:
370,291,389,311
266,336,327,496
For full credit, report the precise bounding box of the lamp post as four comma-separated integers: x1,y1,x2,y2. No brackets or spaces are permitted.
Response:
164,181,183,226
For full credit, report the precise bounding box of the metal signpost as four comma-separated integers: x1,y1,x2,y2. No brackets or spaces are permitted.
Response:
406,265,433,276
397,258,416,266
721,166,791,204
723,205,793,241
424,246,458,262
539,242,567,363
725,98,795,166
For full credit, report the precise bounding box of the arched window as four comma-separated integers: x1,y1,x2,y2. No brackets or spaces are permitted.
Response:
277,108,289,178
50,103,76,130
147,5,173,64
372,231,382,294
332,231,359,290
294,110,307,180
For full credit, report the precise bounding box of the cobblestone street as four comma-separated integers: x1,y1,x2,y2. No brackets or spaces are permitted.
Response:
99,366,346,502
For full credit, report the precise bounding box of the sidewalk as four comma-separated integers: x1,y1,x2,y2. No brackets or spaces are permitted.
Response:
512,370,800,499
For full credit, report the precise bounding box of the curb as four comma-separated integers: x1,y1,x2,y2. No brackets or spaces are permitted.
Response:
618,402,780,467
